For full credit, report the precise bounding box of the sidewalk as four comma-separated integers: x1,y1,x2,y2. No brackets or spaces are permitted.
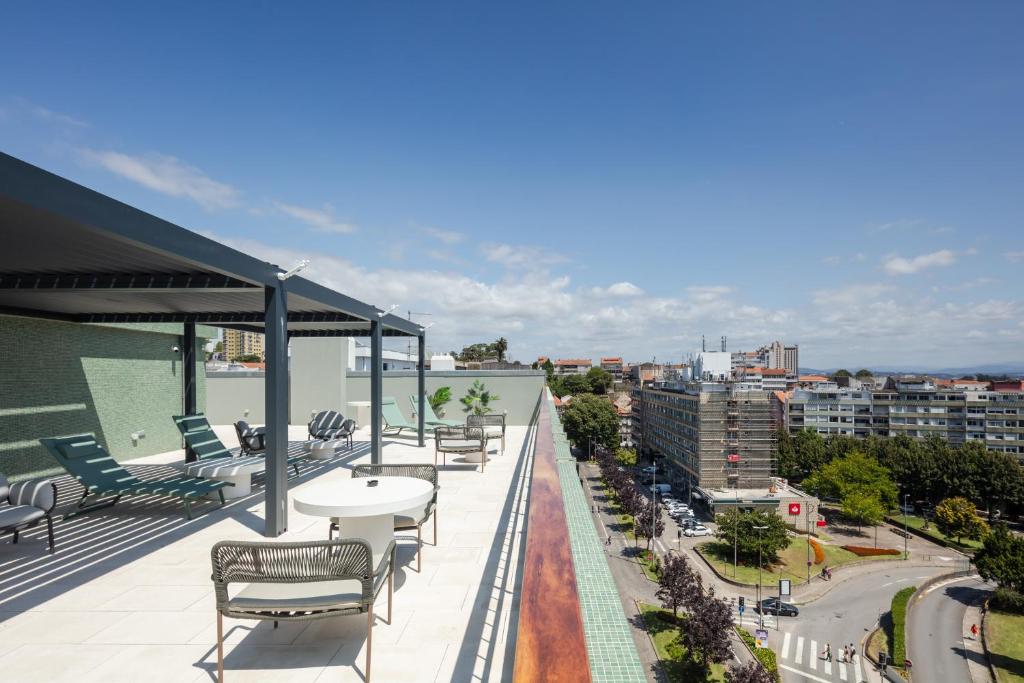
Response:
963,596,994,683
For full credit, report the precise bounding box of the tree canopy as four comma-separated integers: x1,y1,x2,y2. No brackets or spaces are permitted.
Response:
560,393,620,451
934,496,989,544
713,508,792,566
974,524,1024,595
804,450,898,510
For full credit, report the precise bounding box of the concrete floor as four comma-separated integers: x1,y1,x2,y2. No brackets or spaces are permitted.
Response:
0,424,534,682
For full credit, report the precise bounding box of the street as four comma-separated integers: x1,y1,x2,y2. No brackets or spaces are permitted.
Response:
906,575,992,683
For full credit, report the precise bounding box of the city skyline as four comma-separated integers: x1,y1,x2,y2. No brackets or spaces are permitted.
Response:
2,4,1022,367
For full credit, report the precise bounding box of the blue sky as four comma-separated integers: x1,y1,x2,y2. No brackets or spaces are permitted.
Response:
2,2,1023,368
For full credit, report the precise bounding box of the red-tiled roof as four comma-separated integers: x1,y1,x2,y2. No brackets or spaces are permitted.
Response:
799,374,829,382
601,357,623,364
555,358,592,366
993,380,1024,392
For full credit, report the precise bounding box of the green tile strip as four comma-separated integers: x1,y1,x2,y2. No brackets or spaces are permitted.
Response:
546,394,646,682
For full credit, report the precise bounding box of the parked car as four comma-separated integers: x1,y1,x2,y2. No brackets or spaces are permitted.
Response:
756,598,799,617
684,525,711,537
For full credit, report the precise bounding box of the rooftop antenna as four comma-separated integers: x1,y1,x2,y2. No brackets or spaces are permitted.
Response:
276,259,310,281
721,336,727,352
702,335,706,352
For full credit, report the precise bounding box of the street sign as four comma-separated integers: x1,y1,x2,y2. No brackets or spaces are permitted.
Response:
738,605,745,615
789,502,801,515
779,579,791,596
755,629,768,648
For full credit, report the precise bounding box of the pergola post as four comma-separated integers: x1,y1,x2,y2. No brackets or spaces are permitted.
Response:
417,333,426,447
264,284,289,537
370,317,383,464
182,322,198,463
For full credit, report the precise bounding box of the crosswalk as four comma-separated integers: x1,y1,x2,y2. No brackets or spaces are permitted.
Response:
775,632,868,682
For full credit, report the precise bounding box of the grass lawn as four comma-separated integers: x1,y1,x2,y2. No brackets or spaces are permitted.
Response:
895,514,984,552
986,609,1024,683
639,603,727,683
637,550,660,581
697,537,905,586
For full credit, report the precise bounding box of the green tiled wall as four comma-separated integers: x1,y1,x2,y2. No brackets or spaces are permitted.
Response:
547,393,646,681
0,315,208,480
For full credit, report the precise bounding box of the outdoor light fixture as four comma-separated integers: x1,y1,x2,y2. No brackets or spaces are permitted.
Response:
420,322,435,332
378,304,399,318
276,259,310,281
171,345,181,353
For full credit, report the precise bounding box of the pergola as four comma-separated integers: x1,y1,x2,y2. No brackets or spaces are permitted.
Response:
0,152,428,536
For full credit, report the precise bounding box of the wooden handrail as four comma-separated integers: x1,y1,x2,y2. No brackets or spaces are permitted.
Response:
513,394,591,682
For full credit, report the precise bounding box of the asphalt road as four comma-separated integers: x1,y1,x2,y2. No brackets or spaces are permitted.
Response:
906,575,992,683
770,563,948,683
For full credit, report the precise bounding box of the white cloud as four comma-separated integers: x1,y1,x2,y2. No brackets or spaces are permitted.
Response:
822,255,841,266
882,249,956,275
79,149,240,210
274,201,357,234
589,281,644,297
10,97,88,128
1006,251,1024,263
482,242,568,268
420,226,464,245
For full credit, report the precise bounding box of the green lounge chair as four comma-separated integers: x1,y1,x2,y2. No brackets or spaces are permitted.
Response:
408,396,462,428
381,397,430,436
172,414,303,476
40,434,227,520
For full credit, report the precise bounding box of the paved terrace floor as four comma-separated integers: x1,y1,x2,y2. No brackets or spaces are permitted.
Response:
0,424,535,683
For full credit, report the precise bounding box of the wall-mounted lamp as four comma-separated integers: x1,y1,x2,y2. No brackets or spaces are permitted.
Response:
171,345,181,353
277,259,310,281
377,304,399,318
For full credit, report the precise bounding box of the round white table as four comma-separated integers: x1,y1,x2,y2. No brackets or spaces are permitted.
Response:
183,456,265,499
293,475,435,565
309,440,339,460
346,400,371,430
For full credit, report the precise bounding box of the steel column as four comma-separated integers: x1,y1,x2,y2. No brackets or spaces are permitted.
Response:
264,284,289,536
370,318,383,464
417,334,426,447
182,322,198,462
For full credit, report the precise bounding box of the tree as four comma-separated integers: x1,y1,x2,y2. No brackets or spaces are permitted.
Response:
562,374,593,395
823,435,863,464
494,337,508,363
971,445,1024,518
456,342,497,362
562,393,620,452
854,368,874,380
634,500,665,550
214,341,224,354
232,353,262,363
803,450,898,510
876,435,935,503
714,509,792,566
585,367,614,394
775,429,798,480
614,447,637,467
792,429,826,479
974,524,1024,594
841,489,886,528
656,553,703,617
831,368,852,379
934,496,989,545
542,358,555,381
459,380,500,415
679,588,734,668
726,662,775,683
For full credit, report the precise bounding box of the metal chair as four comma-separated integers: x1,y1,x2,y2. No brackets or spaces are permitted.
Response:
211,537,395,682
0,474,57,553
467,413,506,454
434,426,487,472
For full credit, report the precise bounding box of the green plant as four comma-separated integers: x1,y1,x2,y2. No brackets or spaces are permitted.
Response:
428,386,452,414
735,628,780,682
460,379,500,415
890,586,915,670
935,496,989,545
992,588,1024,613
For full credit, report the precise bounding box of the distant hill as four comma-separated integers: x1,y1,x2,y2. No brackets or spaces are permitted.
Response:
800,362,1024,378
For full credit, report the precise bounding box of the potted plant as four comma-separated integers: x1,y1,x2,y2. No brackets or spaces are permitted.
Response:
460,380,500,415
428,387,452,417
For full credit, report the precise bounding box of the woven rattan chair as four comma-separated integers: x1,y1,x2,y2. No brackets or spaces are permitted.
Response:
434,425,487,472
337,464,438,572
467,413,506,454
211,538,396,683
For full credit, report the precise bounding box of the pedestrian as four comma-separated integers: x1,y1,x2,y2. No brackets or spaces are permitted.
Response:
605,534,612,546
970,623,979,640
840,646,848,663
849,643,856,660
822,643,831,661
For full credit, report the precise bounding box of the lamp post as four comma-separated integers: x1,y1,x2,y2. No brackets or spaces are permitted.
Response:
754,525,768,630
806,506,811,585
903,493,910,560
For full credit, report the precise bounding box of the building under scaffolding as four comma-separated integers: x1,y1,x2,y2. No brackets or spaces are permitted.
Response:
637,381,776,496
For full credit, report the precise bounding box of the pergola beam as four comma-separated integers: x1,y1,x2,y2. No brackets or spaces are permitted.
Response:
0,272,258,291
72,311,365,324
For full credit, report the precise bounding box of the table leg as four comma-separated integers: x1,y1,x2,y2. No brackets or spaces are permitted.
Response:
214,473,252,500
334,514,394,567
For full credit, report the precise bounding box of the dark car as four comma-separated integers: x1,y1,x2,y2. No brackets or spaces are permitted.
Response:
756,598,799,617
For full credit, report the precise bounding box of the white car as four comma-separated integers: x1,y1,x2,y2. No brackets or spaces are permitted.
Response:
684,525,711,537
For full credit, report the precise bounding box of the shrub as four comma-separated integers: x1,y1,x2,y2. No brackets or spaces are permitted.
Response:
992,588,1024,613
809,537,825,564
890,586,916,668
842,545,901,557
735,628,780,682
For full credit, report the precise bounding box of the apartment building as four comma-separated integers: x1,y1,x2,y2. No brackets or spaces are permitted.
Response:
735,367,788,391
223,329,264,361
553,358,592,375
786,378,1024,459
636,382,776,494
600,357,624,382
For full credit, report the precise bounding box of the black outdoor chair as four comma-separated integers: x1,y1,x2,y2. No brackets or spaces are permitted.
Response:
0,474,57,553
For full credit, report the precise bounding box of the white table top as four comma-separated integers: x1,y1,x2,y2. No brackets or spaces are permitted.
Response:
184,455,265,477
293,475,434,518
346,400,372,407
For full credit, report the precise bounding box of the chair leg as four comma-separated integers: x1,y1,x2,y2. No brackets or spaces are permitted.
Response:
216,611,225,683
366,604,374,683
273,620,278,629
417,525,422,573
387,571,393,625
434,511,438,546
46,516,55,554
12,530,18,544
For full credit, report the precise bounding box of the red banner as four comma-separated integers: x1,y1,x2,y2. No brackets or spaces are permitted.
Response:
788,502,801,515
